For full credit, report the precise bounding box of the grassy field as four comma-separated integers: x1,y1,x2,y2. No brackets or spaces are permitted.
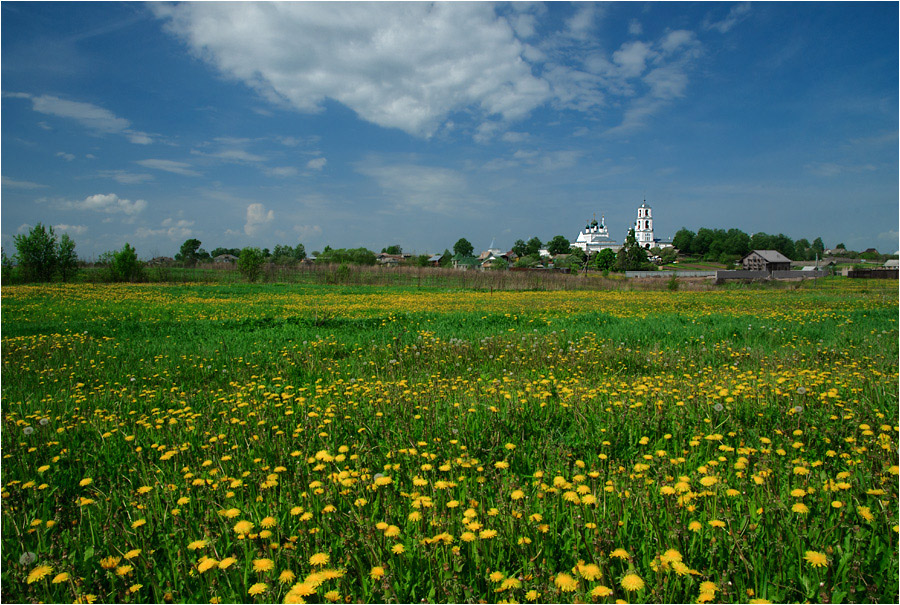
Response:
2,280,897,604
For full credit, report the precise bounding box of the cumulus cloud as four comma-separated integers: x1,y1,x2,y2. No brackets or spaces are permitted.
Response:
53,224,88,236
306,157,327,171
135,218,195,240
136,159,202,176
64,193,147,215
155,2,551,137
244,203,274,236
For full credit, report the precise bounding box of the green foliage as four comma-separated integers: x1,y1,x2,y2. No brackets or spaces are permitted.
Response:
490,258,508,271
176,238,203,266
439,249,453,268
381,244,402,255
57,234,79,282
237,247,266,282
210,247,241,258
525,236,542,256
615,228,654,271
511,239,527,257
667,272,679,291
98,243,145,282
672,228,694,252
452,238,474,257
13,223,60,282
514,254,541,268
547,234,571,256
315,247,377,266
593,248,617,271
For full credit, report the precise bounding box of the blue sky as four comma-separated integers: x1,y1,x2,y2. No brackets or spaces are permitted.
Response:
3,1,897,259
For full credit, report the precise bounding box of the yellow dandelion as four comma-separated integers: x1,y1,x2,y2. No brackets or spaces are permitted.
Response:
489,571,505,582
610,548,630,559
324,590,340,602
233,520,254,534
309,552,329,566
461,531,476,542
511,489,525,500
115,565,133,576
79,478,93,487
384,525,400,538
688,520,702,532
124,549,141,560
803,550,828,568
188,539,208,550
700,581,717,594
27,565,52,584
100,556,121,569
577,563,602,581
620,573,645,592
198,558,219,573
792,502,810,514
554,572,578,592
592,585,613,597
525,589,540,601
52,572,70,584
131,519,146,529
858,506,874,522
501,577,522,590
370,566,385,580
137,486,152,494
128,584,142,594
392,544,405,554
708,519,726,528
253,558,275,573
260,516,277,528
218,557,237,569
248,582,267,596
479,529,497,539
279,570,296,584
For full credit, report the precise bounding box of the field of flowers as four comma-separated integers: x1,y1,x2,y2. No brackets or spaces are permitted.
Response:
2,280,897,604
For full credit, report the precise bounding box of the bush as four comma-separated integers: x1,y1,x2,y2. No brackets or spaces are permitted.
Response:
238,247,265,282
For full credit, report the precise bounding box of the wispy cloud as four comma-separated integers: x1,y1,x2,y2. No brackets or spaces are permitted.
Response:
97,170,154,184
53,223,88,236
2,176,48,189
135,218,195,240
703,3,751,34
136,159,202,177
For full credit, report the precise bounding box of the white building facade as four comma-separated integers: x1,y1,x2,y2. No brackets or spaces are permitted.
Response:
571,215,619,253
632,201,673,249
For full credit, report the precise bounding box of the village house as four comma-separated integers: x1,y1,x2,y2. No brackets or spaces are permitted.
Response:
741,250,791,272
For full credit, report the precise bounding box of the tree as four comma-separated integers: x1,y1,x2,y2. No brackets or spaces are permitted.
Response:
14,223,59,282
176,238,203,266
57,233,79,282
836,243,846,250
594,248,616,271
439,249,453,268
615,228,653,272
271,244,298,265
525,237,543,256
294,243,307,261
547,235,571,256
812,237,825,255
112,243,144,282
381,245,402,255
238,247,265,282
453,238,474,257
490,258,508,271
511,239,527,257
672,228,695,253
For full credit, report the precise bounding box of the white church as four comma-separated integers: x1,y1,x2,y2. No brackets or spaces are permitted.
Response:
571,201,672,253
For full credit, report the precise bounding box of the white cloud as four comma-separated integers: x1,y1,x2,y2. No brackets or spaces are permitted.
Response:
2,176,47,189
628,19,643,36
357,158,472,215
136,159,202,176
155,2,551,138
805,162,877,177
57,151,76,161
12,93,154,144
703,3,751,34
97,170,154,184
266,166,299,178
64,193,147,215
53,224,88,236
244,203,274,236
135,218,195,240
293,223,323,240
612,41,654,79
17,223,33,234
306,157,327,171
566,3,602,41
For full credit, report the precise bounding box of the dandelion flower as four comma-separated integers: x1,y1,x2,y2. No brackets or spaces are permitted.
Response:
461,531,476,542
124,549,141,560
554,572,578,592
511,489,525,500
391,544,405,554
804,550,828,568
52,572,70,583
688,520,702,532
260,516,277,528
198,558,219,573
324,590,340,602
708,519,726,528
592,585,613,597
384,525,400,538
501,577,521,590
858,506,874,522
253,558,274,573
610,548,630,559
248,582,267,596
233,520,254,534
479,529,497,539
700,581,717,594
370,566,385,580
489,571,505,583
792,503,810,514
131,519,146,529
279,570,296,584
577,563,602,581
27,565,52,584
115,565,133,576
79,478,93,487
100,556,121,569
188,539,208,550
128,584,142,594
309,552,329,566
620,573,645,592
218,557,237,569
525,589,540,601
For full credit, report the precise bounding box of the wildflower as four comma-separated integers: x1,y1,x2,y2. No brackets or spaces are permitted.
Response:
370,566,385,580
218,557,237,569
116,565,133,576
858,506,874,522
100,556,121,569
792,503,809,514
384,525,400,537
248,582,267,596
253,558,274,573
490,571,505,582
620,573,645,592
591,585,613,597
324,590,340,602
479,529,497,539
700,581,717,595
708,519,726,528
124,549,141,560
79,478,93,487
221,508,240,519
688,520,702,532
391,544,405,554
23,426,34,435
128,584,142,594
233,520,254,534
137,486,153,494
525,590,540,601
554,572,578,592
577,563,602,581
279,570,295,584
831,500,843,509
803,550,828,568
198,558,218,573
188,539,208,550
52,572,70,583
27,564,53,583
309,552,329,566
131,519,146,529
610,548,629,559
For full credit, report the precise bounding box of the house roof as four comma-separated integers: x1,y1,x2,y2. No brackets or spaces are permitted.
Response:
427,254,443,262
745,250,791,263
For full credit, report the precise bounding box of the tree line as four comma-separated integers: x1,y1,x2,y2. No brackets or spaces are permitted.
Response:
672,228,826,263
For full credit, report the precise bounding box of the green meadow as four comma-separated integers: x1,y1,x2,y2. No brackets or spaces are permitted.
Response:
2,280,897,604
